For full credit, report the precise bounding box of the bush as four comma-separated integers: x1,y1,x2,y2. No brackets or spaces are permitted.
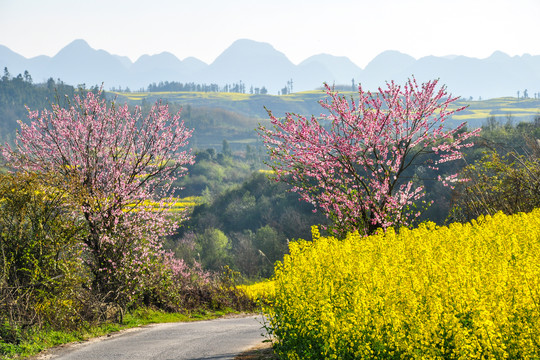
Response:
264,210,540,359
452,150,540,221
0,172,84,331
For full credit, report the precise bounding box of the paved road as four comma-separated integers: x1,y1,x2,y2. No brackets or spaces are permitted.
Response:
39,315,267,360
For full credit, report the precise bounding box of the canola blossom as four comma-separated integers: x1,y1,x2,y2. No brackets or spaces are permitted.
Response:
263,210,540,359
238,279,275,301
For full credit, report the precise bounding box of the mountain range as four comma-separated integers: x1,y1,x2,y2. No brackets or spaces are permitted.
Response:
1,39,539,98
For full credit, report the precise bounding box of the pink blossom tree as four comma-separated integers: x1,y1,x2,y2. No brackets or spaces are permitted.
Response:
258,78,480,236
3,91,194,303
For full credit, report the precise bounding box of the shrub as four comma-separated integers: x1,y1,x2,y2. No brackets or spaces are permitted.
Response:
0,172,84,331
452,150,540,221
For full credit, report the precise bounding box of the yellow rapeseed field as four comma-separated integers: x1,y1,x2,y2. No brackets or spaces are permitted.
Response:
123,196,202,213
257,209,540,359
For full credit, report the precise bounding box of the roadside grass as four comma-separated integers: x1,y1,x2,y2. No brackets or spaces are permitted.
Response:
1,307,241,360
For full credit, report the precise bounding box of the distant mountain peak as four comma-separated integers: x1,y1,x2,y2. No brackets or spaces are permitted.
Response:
362,50,416,85
298,54,362,84
368,50,416,63
218,39,284,59
487,50,511,61
300,53,355,65
183,56,207,65
1,39,539,98
54,39,95,58
230,38,274,48
63,39,92,51
210,39,292,68
135,51,180,62
442,55,459,60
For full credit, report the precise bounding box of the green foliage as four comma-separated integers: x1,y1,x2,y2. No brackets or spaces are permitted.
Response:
0,172,256,359
176,151,256,198
451,117,540,221
253,226,286,278
115,89,540,132
196,229,231,271
174,171,328,278
452,150,540,221
0,172,84,331
0,70,103,144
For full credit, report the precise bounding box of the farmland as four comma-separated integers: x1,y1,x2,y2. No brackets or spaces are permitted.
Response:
111,90,540,132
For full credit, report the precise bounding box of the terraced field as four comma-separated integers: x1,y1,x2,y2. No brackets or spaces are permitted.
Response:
452,96,540,127
113,90,539,123
110,91,540,149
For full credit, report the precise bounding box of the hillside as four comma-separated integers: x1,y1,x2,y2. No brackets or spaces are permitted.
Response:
113,89,540,128
1,72,539,152
110,89,540,150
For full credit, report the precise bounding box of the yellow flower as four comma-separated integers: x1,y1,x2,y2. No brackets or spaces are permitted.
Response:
262,209,540,359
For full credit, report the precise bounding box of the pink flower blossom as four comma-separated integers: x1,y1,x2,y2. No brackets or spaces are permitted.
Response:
258,77,479,236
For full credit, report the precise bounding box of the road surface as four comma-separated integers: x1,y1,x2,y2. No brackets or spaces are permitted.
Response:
38,315,267,360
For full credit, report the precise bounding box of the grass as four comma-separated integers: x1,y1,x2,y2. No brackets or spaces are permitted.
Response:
1,307,241,360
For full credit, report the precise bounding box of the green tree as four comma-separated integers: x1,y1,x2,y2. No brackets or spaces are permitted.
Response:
2,67,10,81
224,192,257,229
231,230,259,278
196,228,230,271
222,139,232,157
254,225,285,277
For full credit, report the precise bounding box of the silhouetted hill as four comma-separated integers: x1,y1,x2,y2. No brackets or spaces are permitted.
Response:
46,39,128,86
361,50,416,89
298,54,362,88
202,39,295,91
1,39,539,98
401,52,540,99
0,45,26,68
130,52,187,88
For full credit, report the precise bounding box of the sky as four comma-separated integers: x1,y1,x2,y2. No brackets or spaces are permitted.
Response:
0,0,539,68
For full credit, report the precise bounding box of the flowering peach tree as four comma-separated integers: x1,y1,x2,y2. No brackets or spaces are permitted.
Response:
258,78,480,236
3,91,194,303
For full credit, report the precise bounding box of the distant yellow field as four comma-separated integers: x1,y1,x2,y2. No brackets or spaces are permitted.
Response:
124,196,203,214
110,90,540,128
112,91,253,102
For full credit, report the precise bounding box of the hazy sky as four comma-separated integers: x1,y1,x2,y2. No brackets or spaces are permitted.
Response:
1,0,538,68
